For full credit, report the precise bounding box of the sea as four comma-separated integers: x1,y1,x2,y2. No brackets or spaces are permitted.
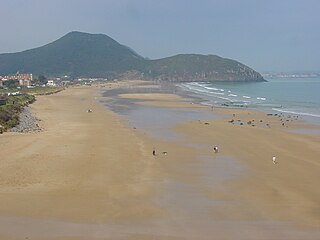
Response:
179,77,320,124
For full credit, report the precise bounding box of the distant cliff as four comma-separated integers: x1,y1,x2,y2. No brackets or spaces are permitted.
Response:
0,31,265,82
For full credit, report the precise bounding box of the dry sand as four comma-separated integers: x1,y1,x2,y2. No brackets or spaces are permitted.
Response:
0,85,165,238
0,81,319,239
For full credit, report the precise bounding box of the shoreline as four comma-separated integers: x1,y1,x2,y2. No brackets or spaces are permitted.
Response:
177,80,320,126
0,80,319,239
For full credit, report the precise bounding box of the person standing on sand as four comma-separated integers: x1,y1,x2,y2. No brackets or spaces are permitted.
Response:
213,146,219,153
272,156,277,164
153,148,156,156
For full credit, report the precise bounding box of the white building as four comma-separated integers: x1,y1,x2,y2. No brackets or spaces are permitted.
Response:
47,80,56,86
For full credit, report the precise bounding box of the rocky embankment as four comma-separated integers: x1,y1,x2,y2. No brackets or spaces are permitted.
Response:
10,107,42,133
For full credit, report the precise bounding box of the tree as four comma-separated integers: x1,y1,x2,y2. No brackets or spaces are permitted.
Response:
32,75,48,85
38,75,47,84
4,79,19,88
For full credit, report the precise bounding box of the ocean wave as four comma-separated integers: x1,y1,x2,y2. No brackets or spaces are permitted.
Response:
243,96,251,99
257,97,266,100
219,101,249,107
189,88,211,94
218,96,231,101
187,82,205,87
204,86,219,91
181,84,230,101
257,103,282,108
182,84,227,96
228,94,237,97
271,108,320,118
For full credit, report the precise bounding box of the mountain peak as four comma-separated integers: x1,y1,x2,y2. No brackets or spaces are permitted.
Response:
58,31,119,45
64,31,109,38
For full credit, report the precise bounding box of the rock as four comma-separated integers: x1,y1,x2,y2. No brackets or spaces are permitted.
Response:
10,107,42,133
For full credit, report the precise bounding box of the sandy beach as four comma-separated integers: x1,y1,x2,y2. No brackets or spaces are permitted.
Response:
0,80,319,239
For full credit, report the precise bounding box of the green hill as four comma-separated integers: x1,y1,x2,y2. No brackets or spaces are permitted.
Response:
0,31,264,82
0,32,145,78
141,54,264,81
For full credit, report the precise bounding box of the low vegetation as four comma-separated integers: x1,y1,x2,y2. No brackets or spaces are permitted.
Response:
0,94,35,132
22,86,64,95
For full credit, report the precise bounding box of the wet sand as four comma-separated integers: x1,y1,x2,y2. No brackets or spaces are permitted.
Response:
0,80,319,239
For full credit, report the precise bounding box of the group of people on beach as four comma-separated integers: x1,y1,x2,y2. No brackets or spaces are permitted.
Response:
153,145,278,165
152,112,279,165
152,145,219,156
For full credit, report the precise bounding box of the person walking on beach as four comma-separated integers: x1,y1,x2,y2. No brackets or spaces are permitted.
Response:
152,148,156,156
272,156,277,164
213,146,219,153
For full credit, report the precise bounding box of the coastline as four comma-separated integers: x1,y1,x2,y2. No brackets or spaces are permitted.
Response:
0,80,319,239
178,79,320,126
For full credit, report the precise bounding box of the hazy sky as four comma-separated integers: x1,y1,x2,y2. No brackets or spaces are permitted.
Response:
0,0,319,72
